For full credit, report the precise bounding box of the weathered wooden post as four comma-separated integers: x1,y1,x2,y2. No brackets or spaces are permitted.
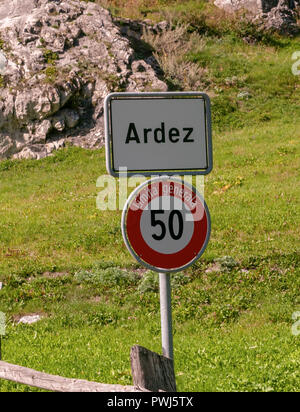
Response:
130,345,176,392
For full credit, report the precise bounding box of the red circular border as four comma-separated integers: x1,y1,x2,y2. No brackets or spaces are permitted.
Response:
125,180,208,270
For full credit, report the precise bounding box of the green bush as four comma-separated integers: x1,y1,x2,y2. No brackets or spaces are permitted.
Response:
214,256,239,273
137,271,190,294
74,267,139,287
43,49,59,64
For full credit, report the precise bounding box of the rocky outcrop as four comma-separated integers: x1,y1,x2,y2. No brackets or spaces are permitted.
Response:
261,0,299,34
0,0,167,160
214,0,299,35
214,0,280,13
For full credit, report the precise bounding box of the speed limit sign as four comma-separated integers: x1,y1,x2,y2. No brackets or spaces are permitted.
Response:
122,176,211,272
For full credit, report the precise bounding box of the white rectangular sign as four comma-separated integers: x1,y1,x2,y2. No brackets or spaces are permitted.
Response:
104,92,212,177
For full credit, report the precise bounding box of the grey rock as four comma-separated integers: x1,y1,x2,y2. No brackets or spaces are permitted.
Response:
214,0,261,14
214,0,299,35
0,50,7,74
14,146,43,160
0,136,14,157
237,90,252,99
63,109,80,129
261,0,300,34
15,86,60,123
115,17,170,38
0,0,168,160
51,108,79,131
52,114,65,132
18,314,42,325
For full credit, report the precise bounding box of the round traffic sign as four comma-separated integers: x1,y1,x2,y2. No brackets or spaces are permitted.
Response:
122,177,211,272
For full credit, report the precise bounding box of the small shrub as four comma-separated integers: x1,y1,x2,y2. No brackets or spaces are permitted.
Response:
137,271,189,294
43,49,59,65
0,74,5,88
143,25,207,90
137,271,159,293
215,304,240,323
215,256,239,273
211,95,238,125
86,310,118,326
44,66,58,83
74,267,139,287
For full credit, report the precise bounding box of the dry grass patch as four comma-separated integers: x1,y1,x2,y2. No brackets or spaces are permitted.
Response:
143,25,208,90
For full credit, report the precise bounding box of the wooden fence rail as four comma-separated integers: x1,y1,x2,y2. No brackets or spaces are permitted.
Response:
0,345,175,392
0,361,141,392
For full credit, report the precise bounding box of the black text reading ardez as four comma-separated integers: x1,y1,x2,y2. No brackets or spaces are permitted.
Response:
125,122,194,144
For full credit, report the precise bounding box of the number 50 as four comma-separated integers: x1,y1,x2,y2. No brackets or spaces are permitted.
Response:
151,210,184,241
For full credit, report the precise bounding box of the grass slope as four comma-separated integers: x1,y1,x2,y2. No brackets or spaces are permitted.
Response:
0,0,299,392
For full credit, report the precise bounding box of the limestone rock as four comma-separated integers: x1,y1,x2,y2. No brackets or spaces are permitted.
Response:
18,315,42,325
63,109,79,129
261,0,300,34
0,0,167,160
214,0,299,35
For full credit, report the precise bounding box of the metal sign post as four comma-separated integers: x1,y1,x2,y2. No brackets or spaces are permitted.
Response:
159,272,173,360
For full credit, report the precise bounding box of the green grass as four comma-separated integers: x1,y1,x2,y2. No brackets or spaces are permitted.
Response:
187,35,300,131
1,262,299,391
0,0,300,392
2,318,299,392
0,116,298,391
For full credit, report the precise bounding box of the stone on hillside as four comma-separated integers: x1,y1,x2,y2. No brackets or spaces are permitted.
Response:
0,0,167,160
261,0,300,34
18,315,42,325
214,0,299,35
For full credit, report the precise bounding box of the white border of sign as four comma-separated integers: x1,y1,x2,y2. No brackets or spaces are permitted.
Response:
104,92,213,177
121,176,211,273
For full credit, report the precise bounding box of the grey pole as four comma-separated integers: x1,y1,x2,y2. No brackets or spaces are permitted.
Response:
159,272,174,360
